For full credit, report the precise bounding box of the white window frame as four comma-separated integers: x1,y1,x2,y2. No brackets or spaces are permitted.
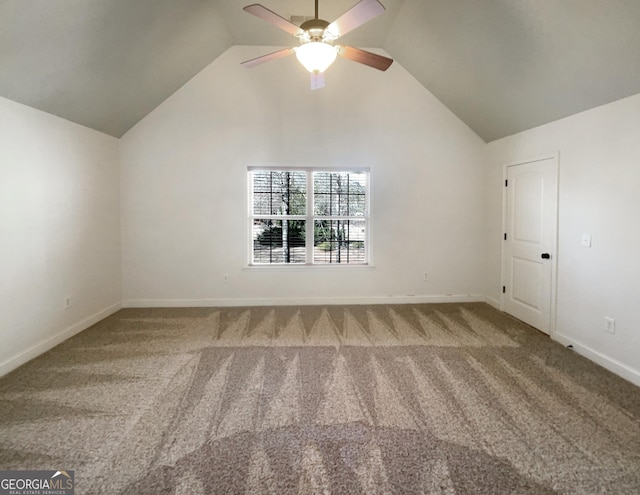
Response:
247,167,371,267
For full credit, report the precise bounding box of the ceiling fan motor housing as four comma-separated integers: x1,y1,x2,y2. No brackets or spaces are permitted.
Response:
300,18,332,41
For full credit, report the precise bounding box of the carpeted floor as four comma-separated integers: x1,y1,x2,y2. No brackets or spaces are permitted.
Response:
1,303,639,494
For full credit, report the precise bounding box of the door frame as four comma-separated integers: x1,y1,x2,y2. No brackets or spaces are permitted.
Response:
500,152,560,336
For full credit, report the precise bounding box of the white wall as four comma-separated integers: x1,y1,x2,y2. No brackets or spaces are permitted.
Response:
485,93,640,385
0,97,121,375
120,46,487,306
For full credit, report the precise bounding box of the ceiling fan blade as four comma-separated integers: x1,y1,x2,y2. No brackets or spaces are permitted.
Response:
326,0,386,39
243,4,304,36
241,48,295,68
311,72,326,90
339,46,393,71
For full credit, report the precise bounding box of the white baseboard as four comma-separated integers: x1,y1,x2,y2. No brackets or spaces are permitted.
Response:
553,332,640,388
123,294,486,308
484,295,502,311
0,301,122,378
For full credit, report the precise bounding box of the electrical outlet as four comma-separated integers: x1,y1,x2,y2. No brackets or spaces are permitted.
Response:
604,317,615,334
423,271,429,281
65,296,72,308
223,274,229,283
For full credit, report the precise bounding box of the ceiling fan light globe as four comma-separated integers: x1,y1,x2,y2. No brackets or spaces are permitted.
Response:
295,42,338,73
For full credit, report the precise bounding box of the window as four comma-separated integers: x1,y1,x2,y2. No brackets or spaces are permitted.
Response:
249,168,369,265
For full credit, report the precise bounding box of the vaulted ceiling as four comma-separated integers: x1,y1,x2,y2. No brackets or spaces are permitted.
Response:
2,0,640,142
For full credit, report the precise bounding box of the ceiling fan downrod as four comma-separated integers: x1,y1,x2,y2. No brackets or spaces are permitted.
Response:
300,0,330,38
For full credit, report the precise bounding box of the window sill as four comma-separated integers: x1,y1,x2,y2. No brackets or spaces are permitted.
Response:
244,264,375,271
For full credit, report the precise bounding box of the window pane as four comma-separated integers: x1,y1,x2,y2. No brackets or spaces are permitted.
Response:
314,220,366,264
253,171,306,216
314,172,366,216
253,219,306,264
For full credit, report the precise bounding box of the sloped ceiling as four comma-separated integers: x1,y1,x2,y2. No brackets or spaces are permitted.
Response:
1,0,640,141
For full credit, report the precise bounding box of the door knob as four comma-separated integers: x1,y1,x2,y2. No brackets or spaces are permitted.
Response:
541,253,551,259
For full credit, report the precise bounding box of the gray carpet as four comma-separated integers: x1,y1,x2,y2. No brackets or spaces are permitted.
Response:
1,303,639,494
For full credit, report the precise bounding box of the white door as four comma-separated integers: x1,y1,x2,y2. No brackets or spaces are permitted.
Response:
502,157,558,334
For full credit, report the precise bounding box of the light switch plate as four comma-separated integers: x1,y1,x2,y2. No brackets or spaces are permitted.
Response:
581,233,592,247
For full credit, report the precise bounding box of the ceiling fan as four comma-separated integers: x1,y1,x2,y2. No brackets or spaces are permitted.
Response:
241,0,393,89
